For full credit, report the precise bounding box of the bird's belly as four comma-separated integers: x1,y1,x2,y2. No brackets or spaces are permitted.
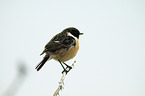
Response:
53,40,79,62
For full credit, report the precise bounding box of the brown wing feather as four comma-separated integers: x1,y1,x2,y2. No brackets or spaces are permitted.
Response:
40,34,76,55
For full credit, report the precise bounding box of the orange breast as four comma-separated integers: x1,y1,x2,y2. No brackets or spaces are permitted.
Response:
53,39,79,62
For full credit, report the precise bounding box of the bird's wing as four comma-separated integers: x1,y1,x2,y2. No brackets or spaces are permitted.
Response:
49,32,67,42
40,36,76,55
61,36,76,47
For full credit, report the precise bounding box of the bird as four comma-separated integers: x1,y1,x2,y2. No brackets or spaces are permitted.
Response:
35,27,83,74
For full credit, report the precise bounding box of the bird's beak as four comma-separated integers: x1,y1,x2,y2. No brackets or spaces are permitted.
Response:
79,33,84,35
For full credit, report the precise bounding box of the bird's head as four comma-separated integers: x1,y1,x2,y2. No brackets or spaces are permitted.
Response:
64,27,83,39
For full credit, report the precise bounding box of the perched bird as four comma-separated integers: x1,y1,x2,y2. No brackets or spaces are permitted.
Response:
35,27,83,74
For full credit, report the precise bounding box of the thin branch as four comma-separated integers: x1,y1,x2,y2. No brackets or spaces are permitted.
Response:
53,60,76,96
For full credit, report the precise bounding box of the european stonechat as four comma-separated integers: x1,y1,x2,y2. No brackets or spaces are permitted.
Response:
35,27,83,74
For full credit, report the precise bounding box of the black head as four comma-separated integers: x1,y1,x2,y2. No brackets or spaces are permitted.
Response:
63,27,83,39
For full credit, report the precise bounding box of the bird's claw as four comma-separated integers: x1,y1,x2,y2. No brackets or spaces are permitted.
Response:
62,66,72,74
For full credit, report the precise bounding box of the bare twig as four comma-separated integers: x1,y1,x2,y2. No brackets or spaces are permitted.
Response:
53,60,76,96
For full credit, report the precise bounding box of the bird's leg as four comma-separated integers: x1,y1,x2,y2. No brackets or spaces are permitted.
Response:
58,60,66,70
63,62,72,70
62,62,72,74
58,60,68,74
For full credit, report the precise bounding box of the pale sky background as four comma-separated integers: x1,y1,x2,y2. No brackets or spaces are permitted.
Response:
0,0,145,96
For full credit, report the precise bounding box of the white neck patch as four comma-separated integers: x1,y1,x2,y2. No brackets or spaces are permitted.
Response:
67,32,77,40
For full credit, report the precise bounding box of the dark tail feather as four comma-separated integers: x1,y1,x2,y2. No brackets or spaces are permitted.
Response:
35,56,49,71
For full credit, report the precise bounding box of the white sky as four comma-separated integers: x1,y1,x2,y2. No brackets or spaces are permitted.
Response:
0,0,145,96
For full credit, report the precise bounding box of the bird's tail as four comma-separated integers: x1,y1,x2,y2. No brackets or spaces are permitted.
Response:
35,56,49,71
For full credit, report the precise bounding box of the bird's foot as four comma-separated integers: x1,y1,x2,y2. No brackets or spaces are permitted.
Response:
66,65,72,70
63,62,72,69
62,66,72,74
